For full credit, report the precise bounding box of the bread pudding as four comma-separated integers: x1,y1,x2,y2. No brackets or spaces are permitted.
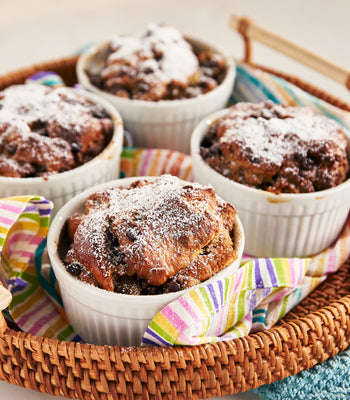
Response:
200,101,349,194
64,175,238,295
0,84,114,177
88,24,227,101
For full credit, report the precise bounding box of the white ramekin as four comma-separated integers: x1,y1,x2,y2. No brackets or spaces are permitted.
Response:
191,108,350,258
0,89,124,215
47,176,244,346
76,37,236,154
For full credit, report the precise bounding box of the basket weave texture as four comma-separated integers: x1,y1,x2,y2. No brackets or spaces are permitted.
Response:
0,57,350,400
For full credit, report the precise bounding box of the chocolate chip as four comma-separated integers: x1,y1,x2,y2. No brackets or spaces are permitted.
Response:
30,119,46,132
143,67,154,75
137,82,151,93
200,245,210,255
183,185,193,190
6,144,17,155
163,278,182,293
36,164,47,173
106,225,119,248
114,276,142,295
39,129,50,137
125,228,137,241
198,79,210,89
141,285,163,295
154,53,163,61
66,262,82,277
27,163,47,178
92,107,109,119
26,164,38,177
71,142,81,153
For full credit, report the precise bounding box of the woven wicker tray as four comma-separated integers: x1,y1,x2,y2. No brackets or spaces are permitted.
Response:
0,18,350,400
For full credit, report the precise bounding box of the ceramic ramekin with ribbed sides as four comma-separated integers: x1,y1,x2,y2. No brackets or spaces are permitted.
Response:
191,108,350,258
76,37,235,154
47,176,244,346
0,89,124,215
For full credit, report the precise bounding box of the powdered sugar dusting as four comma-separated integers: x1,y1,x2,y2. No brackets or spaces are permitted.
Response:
90,175,194,210
0,84,93,130
220,103,345,166
201,101,349,194
108,24,199,85
85,176,213,242
74,212,111,277
72,175,223,286
0,83,113,177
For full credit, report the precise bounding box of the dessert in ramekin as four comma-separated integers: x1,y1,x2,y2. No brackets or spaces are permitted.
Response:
77,24,235,153
191,101,350,257
47,175,244,346
0,83,124,213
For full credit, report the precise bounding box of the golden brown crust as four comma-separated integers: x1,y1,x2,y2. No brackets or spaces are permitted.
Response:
173,221,237,289
64,176,238,295
112,185,219,286
201,101,349,194
0,84,114,178
89,25,227,102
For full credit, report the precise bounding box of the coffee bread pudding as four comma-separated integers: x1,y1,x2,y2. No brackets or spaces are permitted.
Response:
0,84,114,178
200,101,349,194
64,175,238,295
88,24,227,101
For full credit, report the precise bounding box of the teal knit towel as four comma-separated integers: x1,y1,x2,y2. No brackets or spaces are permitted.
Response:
253,346,350,399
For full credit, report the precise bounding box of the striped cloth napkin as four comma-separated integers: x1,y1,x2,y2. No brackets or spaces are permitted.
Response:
0,148,195,342
0,197,79,341
0,170,349,345
141,219,350,346
141,63,350,346
0,65,350,346
231,64,350,129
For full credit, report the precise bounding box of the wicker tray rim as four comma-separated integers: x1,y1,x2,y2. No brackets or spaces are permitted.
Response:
0,57,349,400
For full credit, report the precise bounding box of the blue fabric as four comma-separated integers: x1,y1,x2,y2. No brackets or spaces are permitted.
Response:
253,346,350,399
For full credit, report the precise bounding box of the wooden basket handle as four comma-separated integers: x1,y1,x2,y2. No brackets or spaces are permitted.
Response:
230,16,350,91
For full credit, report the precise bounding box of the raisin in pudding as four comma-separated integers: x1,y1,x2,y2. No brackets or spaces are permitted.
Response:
64,175,239,295
0,84,114,177
200,101,349,194
88,24,227,101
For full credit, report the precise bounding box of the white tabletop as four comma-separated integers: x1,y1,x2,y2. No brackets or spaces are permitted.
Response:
0,0,349,398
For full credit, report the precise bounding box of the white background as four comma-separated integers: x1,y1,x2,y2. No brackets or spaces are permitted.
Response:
0,0,349,399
